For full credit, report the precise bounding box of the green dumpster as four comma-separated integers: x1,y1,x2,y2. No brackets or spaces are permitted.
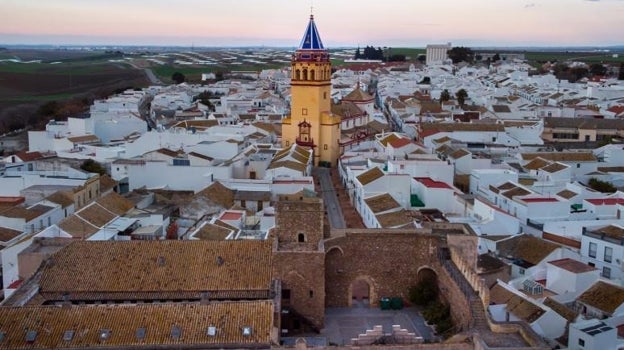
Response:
390,297,403,310
380,297,391,310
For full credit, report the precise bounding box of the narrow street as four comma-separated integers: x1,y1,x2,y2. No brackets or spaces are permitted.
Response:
313,167,346,229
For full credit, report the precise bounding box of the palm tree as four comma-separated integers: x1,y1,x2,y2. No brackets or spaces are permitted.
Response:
440,89,451,105
456,89,468,106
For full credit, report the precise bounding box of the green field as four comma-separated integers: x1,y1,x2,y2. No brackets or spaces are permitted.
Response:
524,51,624,64
386,48,426,59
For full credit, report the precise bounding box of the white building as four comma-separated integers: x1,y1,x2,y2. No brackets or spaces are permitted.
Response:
426,43,452,65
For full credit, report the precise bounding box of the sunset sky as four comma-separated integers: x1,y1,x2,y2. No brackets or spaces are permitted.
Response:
1,0,623,47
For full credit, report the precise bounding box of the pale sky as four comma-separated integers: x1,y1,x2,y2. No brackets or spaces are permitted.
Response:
0,0,623,47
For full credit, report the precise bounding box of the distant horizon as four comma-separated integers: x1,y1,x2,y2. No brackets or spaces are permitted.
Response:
2,0,624,48
2,42,624,52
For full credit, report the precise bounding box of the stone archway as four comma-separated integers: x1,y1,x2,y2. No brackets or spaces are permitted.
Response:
348,276,377,307
417,266,438,284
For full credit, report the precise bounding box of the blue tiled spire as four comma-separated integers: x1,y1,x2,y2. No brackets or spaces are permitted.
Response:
298,15,324,50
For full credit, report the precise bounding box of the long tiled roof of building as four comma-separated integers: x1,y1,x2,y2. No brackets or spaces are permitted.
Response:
578,281,624,314
343,85,374,102
194,222,234,240
521,152,596,162
0,301,273,349
356,167,384,186
544,117,624,130
298,15,324,50
0,226,22,243
376,209,414,228
506,295,545,323
38,240,273,295
497,235,560,266
364,193,401,214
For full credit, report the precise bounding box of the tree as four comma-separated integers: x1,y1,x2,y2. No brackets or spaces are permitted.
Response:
588,178,616,193
354,47,361,59
492,53,501,62
171,72,186,84
589,63,607,76
456,89,468,106
619,63,624,80
408,279,438,306
440,89,451,104
447,46,474,64
80,159,106,176
417,54,426,64
419,76,431,85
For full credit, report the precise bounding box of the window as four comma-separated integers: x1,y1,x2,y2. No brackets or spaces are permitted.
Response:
324,144,328,150
286,140,290,146
577,163,581,168
578,338,585,347
298,233,305,243
519,268,525,275
302,108,308,116
589,242,597,258
324,92,327,99
240,200,246,208
603,266,612,279
604,246,613,263
309,290,314,298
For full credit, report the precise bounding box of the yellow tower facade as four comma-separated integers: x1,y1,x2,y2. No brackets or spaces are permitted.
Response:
282,15,341,167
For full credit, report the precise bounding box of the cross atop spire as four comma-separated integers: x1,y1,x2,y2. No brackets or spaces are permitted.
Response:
298,14,324,50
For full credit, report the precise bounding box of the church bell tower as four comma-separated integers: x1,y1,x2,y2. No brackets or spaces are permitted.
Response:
281,15,341,167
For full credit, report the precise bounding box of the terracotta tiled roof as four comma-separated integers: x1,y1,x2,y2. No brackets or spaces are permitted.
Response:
331,102,364,118
154,148,180,158
548,258,596,274
492,105,512,113
541,162,568,173
489,283,515,305
13,151,43,162
388,138,412,149
502,187,531,199
95,192,134,216
497,235,560,266
524,158,550,170
0,205,49,221
196,182,235,209
507,295,545,323
267,160,307,172
421,122,504,133
449,149,470,159
556,189,578,199
39,240,273,296
376,209,414,228
578,281,624,314
543,297,578,322
364,193,401,214
57,215,99,239
99,175,117,194
0,301,273,349
67,134,100,143
521,152,596,162
544,117,624,130
356,167,384,186
75,203,117,227
379,133,401,147
172,119,219,129
598,167,624,173
343,85,374,102
194,222,234,240
591,225,624,240
0,226,22,242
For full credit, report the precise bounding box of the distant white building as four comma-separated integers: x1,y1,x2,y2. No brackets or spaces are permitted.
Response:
426,43,451,65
